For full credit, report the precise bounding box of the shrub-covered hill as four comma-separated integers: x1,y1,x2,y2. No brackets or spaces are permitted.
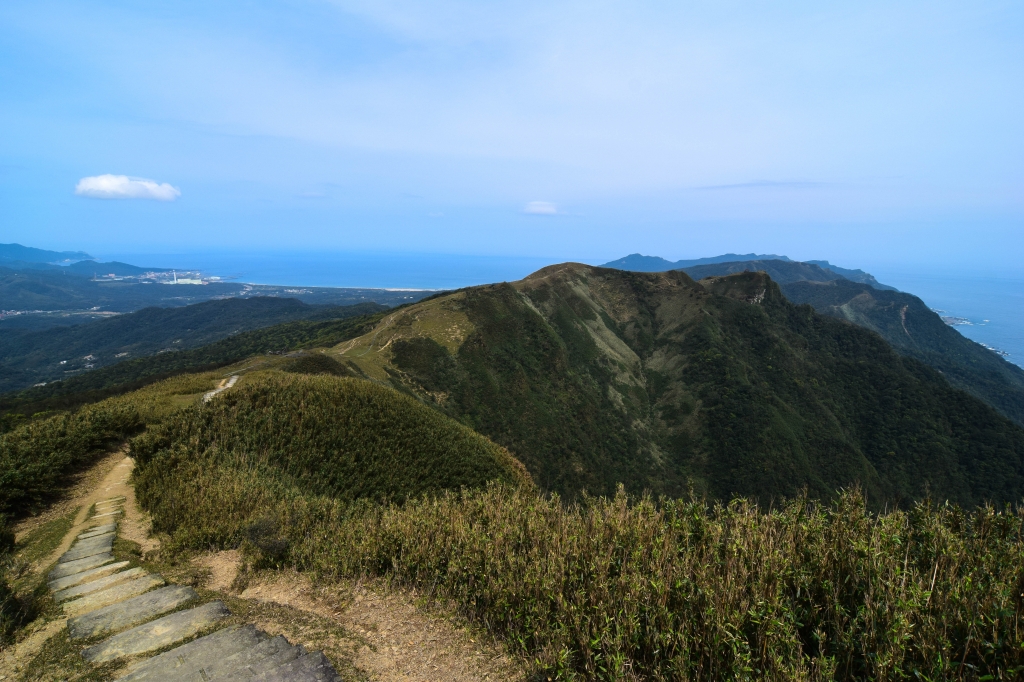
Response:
332,263,1024,506
781,278,1024,427
132,372,531,539
634,259,1024,429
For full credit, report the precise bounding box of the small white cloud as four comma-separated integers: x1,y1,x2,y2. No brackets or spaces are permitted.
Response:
75,174,181,201
524,200,558,215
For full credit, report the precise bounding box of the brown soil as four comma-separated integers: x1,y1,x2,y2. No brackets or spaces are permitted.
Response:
195,553,526,681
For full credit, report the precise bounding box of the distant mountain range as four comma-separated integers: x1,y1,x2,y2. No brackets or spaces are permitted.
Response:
0,243,93,264
0,242,171,278
602,253,895,290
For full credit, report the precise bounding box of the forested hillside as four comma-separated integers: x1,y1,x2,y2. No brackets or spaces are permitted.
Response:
782,279,1024,426
612,258,1024,428
0,297,385,393
331,264,1024,505
0,305,386,421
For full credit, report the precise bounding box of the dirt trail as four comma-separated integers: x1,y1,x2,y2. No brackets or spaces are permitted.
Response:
3,448,526,681
1,450,139,674
227,567,524,682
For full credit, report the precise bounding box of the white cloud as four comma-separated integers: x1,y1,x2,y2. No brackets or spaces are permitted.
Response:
74,174,181,201
524,200,558,215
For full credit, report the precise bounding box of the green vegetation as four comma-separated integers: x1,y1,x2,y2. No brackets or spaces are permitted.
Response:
133,372,531,551
0,306,387,420
340,264,1024,506
0,402,142,518
638,259,1024,429
281,352,355,377
782,278,1024,428
0,507,77,645
0,297,386,393
135,432,1024,681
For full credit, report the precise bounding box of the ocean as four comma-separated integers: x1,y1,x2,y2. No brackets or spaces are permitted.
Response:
99,251,556,291
101,250,1023,369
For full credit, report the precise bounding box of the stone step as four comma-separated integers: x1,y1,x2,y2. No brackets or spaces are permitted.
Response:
65,532,116,552
79,524,117,540
49,553,116,580
81,600,231,663
59,538,115,564
55,567,147,602
94,503,123,512
97,496,126,505
91,510,122,520
49,560,130,592
213,639,306,681
69,585,198,641
63,574,166,618
248,651,342,682
114,625,270,681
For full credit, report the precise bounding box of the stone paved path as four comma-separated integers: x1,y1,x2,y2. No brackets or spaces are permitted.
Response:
48,497,342,681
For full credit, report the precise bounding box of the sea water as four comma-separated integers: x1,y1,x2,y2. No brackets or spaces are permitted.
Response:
99,251,555,291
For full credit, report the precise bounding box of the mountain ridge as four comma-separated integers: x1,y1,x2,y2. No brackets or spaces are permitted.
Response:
328,262,1024,505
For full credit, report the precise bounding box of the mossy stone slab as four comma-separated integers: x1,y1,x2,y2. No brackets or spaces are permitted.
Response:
80,600,231,663
114,624,269,681
55,567,147,602
49,560,130,592
79,524,117,539
63,574,165,618
69,585,198,640
49,553,115,580
59,538,114,563
246,650,341,682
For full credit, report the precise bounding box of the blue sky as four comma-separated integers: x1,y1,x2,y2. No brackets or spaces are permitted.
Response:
1,0,1022,273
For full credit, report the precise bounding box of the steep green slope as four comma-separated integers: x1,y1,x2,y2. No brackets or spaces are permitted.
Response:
335,264,1024,506
781,278,1024,427
0,297,383,393
638,260,1024,428
132,372,531,545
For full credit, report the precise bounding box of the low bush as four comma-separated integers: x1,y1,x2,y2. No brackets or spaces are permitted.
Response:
0,402,142,517
137,442,1024,680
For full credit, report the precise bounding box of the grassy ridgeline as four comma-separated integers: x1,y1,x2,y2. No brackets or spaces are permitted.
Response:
132,372,531,547
132,378,1024,680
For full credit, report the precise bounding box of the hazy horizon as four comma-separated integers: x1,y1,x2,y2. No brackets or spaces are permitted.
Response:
2,1,1022,273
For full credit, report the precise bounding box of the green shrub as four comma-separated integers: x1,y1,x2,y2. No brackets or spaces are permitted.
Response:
136,400,1024,680
281,353,353,377
0,402,142,517
133,372,531,550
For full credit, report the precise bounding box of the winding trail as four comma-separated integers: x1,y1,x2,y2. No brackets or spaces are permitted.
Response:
203,374,239,403
39,470,342,680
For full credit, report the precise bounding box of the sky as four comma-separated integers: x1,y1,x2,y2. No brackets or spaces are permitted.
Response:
1,0,1022,273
